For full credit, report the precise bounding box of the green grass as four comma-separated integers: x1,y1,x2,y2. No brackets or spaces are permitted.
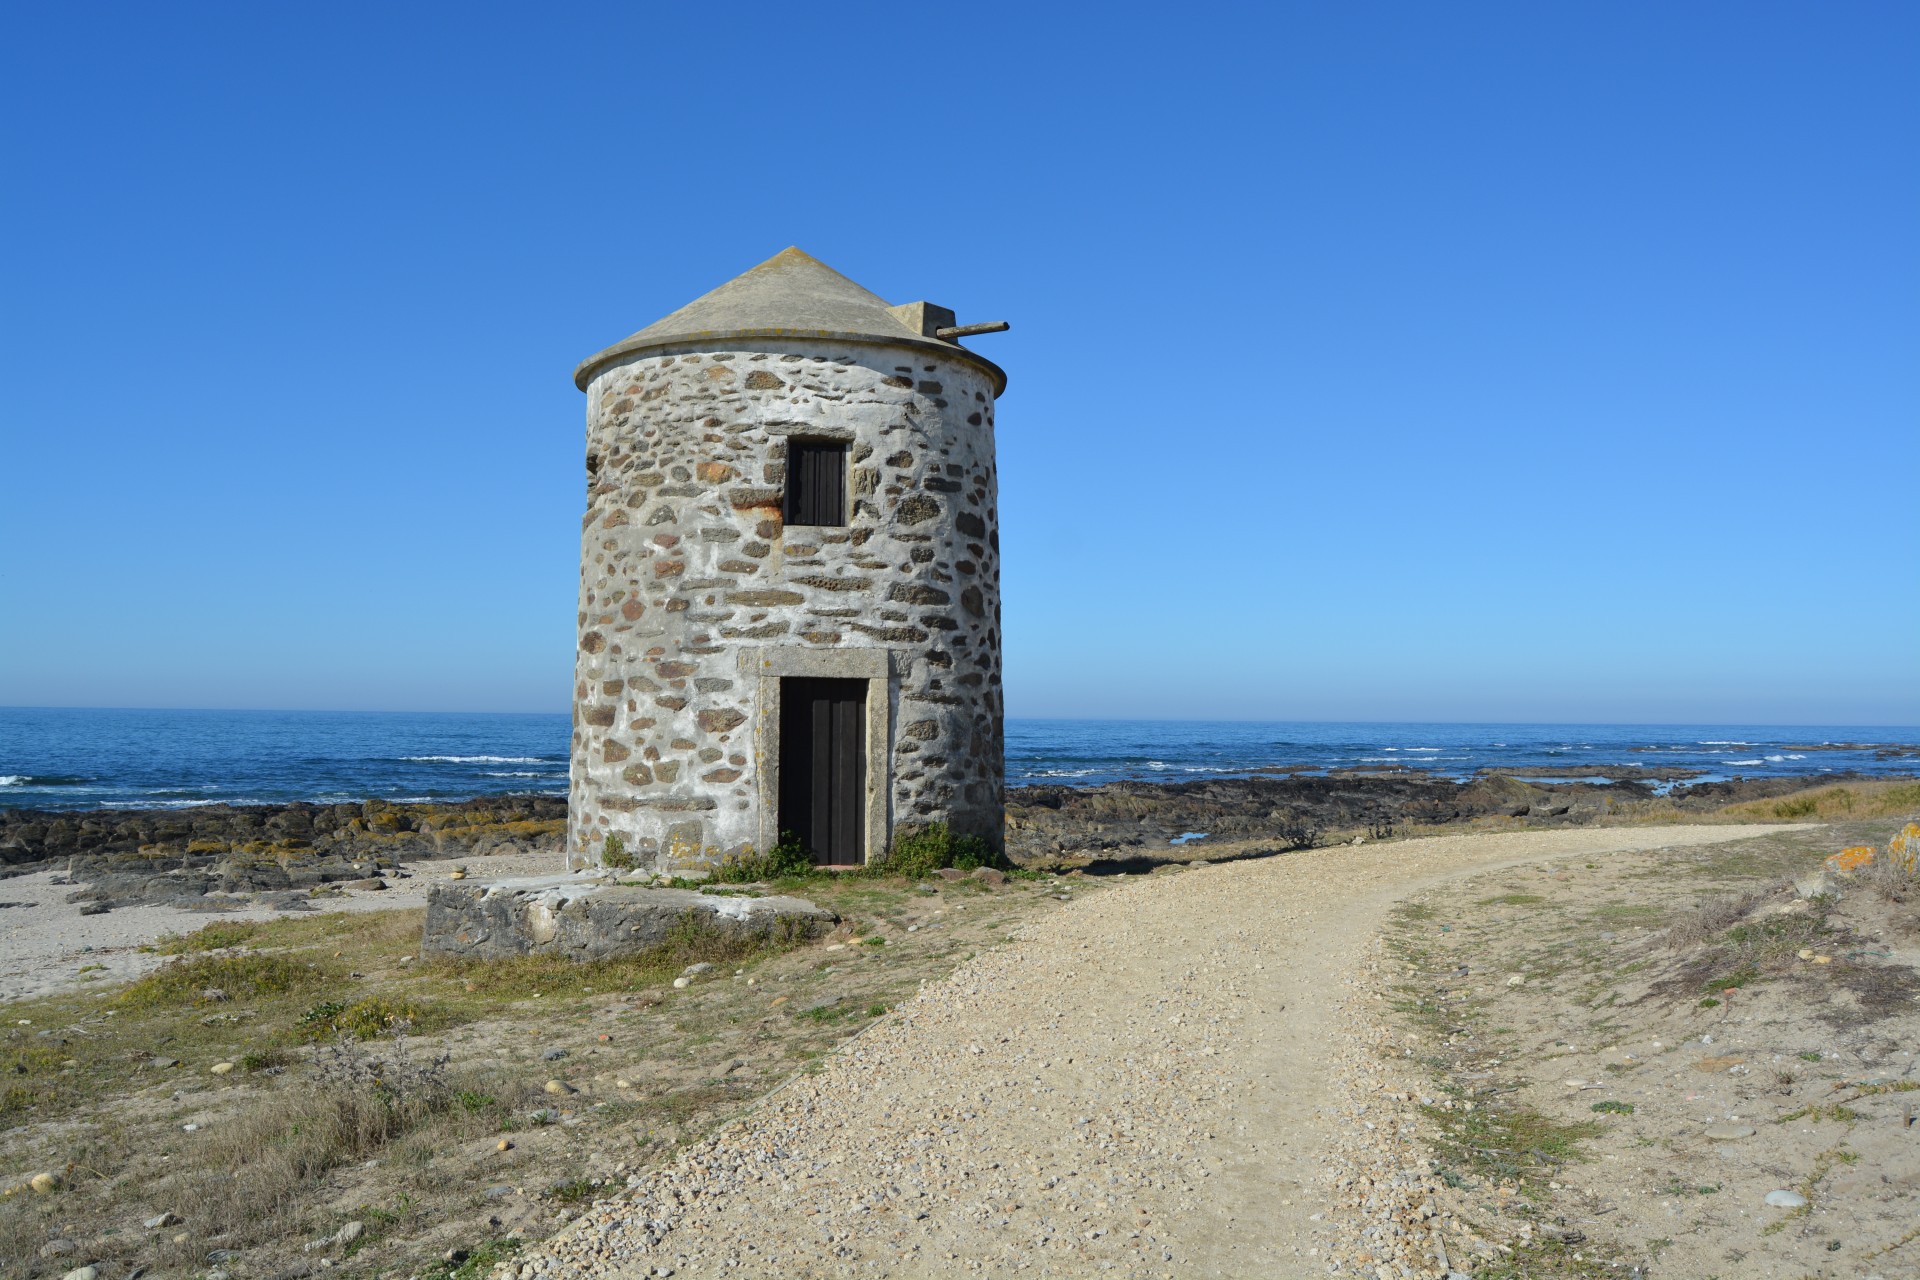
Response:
1704,964,1760,993
1591,902,1666,923
421,1238,522,1280
153,920,263,954
1590,1100,1635,1115
1479,893,1548,906
116,952,334,1008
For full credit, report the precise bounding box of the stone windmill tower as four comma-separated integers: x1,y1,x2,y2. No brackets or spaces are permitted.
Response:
568,248,1009,874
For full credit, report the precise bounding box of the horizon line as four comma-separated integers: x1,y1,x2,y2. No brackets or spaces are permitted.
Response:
2,705,1918,732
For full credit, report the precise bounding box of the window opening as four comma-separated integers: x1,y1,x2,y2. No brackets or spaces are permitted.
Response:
784,439,848,527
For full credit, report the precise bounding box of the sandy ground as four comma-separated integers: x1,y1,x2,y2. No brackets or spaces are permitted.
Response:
0,852,565,1002
506,824,1788,1279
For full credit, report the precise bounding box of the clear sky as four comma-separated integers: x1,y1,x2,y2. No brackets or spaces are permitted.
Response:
2,3,1914,723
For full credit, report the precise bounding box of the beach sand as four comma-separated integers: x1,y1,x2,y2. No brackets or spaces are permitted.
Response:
0,851,564,1002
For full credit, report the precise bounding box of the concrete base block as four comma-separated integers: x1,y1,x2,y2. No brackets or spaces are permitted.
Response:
422,875,836,962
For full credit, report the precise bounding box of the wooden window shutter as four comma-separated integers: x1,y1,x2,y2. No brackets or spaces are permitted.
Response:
784,440,847,527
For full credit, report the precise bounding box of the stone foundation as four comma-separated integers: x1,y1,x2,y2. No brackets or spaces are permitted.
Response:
421,876,836,962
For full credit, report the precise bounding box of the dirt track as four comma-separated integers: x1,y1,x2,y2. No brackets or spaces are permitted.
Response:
511,825,1785,1278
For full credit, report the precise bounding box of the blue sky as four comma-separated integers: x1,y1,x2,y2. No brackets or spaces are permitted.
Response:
2,2,1914,723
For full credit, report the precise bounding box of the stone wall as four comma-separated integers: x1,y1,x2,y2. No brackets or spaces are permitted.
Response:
571,340,1003,873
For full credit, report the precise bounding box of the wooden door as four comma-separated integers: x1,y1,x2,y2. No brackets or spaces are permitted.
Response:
778,677,866,866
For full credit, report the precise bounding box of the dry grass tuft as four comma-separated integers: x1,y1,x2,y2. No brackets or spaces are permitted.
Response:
1663,883,1786,951
145,1038,523,1268
1863,850,1920,907
1718,780,1920,823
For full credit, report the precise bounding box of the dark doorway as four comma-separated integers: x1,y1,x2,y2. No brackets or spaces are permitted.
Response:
778,677,866,866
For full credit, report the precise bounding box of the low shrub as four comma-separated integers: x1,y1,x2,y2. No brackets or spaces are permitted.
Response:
602,833,635,871
883,822,998,879
117,953,330,1008
1276,810,1322,851
298,996,442,1040
711,832,816,883
154,921,262,954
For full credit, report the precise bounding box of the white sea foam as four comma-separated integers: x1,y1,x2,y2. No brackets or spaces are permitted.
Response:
1723,759,1765,766
0,776,24,787
485,771,548,778
403,755,548,764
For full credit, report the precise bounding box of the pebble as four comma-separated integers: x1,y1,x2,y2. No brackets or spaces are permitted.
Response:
1765,1189,1808,1208
333,1220,365,1245
542,1049,569,1061
60,1268,98,1280
144,1211,181,1228
39,1239,76,1258
29,1172,61,1194
544,1079,576,1095
1704,1123,1756,1140
210,1061,235,1075
498,1140,514,1152
671,977,691,989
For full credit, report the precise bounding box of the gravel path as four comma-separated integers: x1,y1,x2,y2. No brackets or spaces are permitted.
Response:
514,824,1784,1279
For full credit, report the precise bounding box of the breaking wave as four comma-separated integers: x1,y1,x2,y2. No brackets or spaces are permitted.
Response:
402,755,550,764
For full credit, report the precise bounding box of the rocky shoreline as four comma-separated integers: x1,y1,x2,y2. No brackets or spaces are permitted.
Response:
0,796,565,909
1001,768,1896,861
0,770,1902,905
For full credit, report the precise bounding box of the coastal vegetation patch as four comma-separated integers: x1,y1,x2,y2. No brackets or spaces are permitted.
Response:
0,866,1103,1279
1377,813,1920,1278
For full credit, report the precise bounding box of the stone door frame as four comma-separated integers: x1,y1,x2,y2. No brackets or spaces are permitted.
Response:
741,646,895,864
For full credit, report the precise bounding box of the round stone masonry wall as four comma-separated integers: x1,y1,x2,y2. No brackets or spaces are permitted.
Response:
570,340,1003,873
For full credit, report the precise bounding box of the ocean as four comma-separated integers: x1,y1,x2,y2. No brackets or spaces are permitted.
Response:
1,707,1916,812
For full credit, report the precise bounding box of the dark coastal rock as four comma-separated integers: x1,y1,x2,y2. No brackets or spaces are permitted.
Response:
0,796,565,876
422,879,835,962
1001,771,1898,864
0,796,566,908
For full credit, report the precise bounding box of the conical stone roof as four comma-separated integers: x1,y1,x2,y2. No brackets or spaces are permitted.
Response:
573,248,1005,394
